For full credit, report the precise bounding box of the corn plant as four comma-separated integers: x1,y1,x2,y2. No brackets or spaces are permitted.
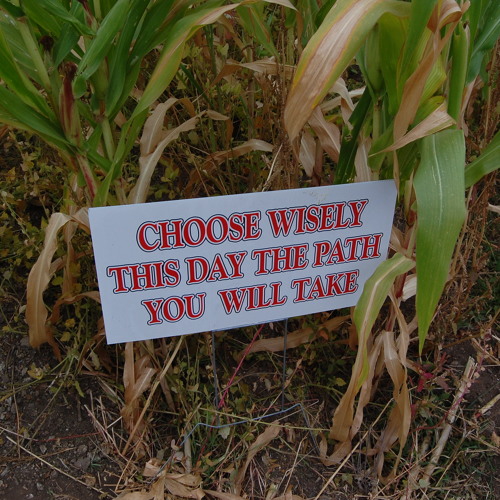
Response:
283,0,499,476
0,0,295,349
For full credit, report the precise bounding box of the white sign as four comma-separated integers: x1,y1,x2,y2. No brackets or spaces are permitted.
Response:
89,181,396,344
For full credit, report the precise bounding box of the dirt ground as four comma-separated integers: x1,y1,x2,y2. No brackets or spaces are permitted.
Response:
0,332,122,500
1,321,499,499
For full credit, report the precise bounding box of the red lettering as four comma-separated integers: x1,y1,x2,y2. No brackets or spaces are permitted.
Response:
183,217,205,246
344,270,359,293
185,256,210,284
291,277,311,303
184,293,206,319
206,215,228,244
348,199,368,227
162,296,185,322
266,208,296,237
207,254,231,281
107,265,131,293
158,219,184,249
218,288,247,313
242,212,262,240
141,298,163,325
305,205,321,232
137,222,160,251
313,241,331,267
359,234,382,260
325,239,348,265
225,251,247,278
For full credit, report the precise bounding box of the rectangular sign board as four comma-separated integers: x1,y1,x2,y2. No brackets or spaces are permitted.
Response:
89,181,396,344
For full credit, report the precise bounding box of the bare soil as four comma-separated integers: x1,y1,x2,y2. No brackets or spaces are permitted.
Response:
0,332,121,500
1,321,499,499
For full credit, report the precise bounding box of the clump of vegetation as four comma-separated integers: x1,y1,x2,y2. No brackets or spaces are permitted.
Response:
0,0,498,498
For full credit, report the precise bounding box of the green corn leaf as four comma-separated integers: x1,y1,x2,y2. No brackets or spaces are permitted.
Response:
105,0,150,116
237,4,278,57
93,110,148,206
131,2,235,119
467,1,500,83
128,0,178,64
335,87,372,184
24,0,93,36
0,13,40,82
466,0,484,44
0,86,69,151
448,22,468,122
20,0,63,37
284,0,411,143
78,0,131,80
353,252,415,387
0,0,23,18
0,28,53,116
399,0,437,83
465,130,500,188
377,12,407,115
414,129,466,352
54,1,87,66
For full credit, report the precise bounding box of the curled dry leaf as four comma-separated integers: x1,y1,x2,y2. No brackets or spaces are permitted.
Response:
140,98,178,157
206,491,246,500
48,291,100,325
308,107,341,163
187,139,274,194
26,208,89,350
237,315,349,360
234,423,281,495
131,107,227,205
393,1,463,143
284,0,410,143
380,103,454,153
121,344,156,454
330,253,414,444
299,131,316,177
205,139,274,167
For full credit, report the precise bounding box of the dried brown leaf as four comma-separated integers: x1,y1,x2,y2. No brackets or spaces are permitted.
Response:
140,99,177,156
238,315,349,359
234,423,281,494
299,131,316,177
205,139,274,167
26,209,87,349
381,103,454,153
164,476,204,499
206,491,245,500
274,496,306,500
308,108,340,163
354,136,373,182
393,2,463,142
114,491,155,500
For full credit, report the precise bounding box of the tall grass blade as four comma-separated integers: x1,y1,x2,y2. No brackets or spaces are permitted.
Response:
335,87,372,184
237,4,278,57
414,129,466,351
131,2,232,118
